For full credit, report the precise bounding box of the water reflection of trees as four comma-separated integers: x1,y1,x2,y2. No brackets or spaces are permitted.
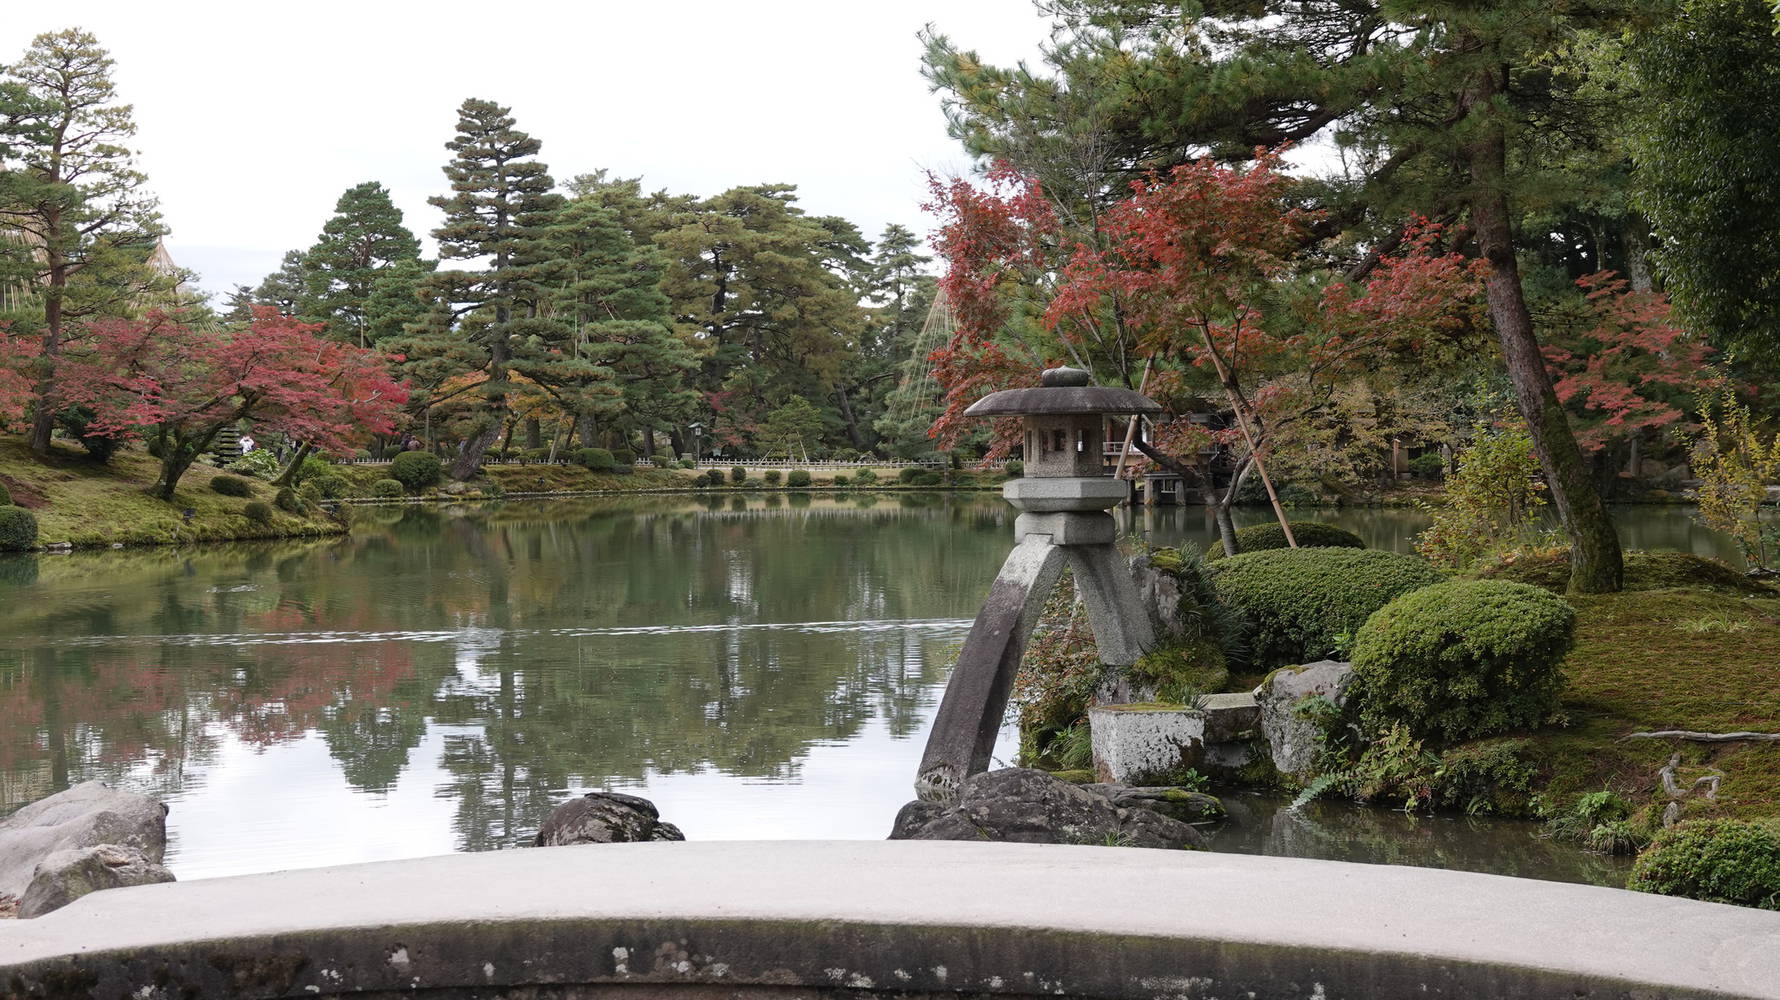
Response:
0,497,1008,853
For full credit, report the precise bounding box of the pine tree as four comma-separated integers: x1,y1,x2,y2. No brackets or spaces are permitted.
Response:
0,29,165,455
250,250,317,317
303,182,421,347
425,98,564,479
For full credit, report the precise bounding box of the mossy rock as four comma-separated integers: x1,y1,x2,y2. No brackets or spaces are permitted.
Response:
1048,769,1096,784
1477,549,1769,595
1132,646,1229,700
1206,521,1365,560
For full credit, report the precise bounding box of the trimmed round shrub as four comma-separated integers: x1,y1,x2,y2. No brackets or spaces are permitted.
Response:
730,466,747,483
705,468,726,486
1629,820,1780,910
1004,460,1024,478
1350,579,1574,745
787,470,812,488
372,478,404,499
612,448,637,466
898,466,922,484
0,507,38,551
651,456,672,468
575,447,616,472
833,474,850,487
311,474,346,500
298,481,324,506
210,474,253,498
1206,521,1366,560
1409,452,1445,479
520,447,551,462
0,481,12,506
244,501,274,525
678,458,695,469
853,467,878,485
1210,547,1446,669
389,452,443,492
764,470,782,485
911,470,944,487
274,487,304,514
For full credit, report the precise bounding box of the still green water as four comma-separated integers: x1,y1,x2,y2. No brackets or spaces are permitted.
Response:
0,494,1704,883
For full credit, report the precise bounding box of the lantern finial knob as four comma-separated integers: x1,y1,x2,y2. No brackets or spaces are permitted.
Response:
1041,366,1092,388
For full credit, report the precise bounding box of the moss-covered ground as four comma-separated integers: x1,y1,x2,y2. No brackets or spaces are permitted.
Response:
0,439,344,548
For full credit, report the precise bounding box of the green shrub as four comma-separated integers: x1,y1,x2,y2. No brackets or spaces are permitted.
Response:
651,456,672,468
705,468,726,486
853,467,878,485
787,470,812,487
764,470,782,485
0,481,13,506
311,474,346,500
274,487,304,514
679,458,694,469
1210,547,1446,669
244,501,274,525
575,447,616,471
230,449,281,479
612,448,636,466
1409,452,1446,479
210,474,253,498
1350,580,1574,745
1278,482,1321,507
833,474,850,486
1207,521,1366,560
521,447,552,462
1629,820,1780,909
0,507,38,551
389,452,443,492
911,470,944,487
1004,460,1024,478
373,478,403,499
730,466,747,483
899,467,922,484
298,481,324,506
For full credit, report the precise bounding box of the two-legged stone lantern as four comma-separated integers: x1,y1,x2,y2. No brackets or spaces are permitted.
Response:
916,367,1162,795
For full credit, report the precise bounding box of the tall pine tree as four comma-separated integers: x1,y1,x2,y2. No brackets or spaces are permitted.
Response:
303,181,421,347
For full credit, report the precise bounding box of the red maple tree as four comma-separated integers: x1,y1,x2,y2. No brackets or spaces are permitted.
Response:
61,307,408,498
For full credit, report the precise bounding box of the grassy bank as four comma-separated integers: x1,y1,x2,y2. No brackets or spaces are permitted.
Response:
0,439,345,548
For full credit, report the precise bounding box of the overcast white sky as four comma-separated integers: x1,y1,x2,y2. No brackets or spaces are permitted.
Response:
2,1,1054,301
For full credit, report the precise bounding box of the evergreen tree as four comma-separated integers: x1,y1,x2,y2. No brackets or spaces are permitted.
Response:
303,181,422,347
250,250,317,317
424,98,567,479
0,28,166,455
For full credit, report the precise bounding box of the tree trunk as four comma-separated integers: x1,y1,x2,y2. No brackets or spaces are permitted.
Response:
1214,456,1256,558
1461,64,1623,593
642,427,656,458
27,261,67,455
525,418,541,451
668,428,686,458
577,410,596,449
450,419,503,480
1625,214,1654,293
835,386,866,449
273,442,313,487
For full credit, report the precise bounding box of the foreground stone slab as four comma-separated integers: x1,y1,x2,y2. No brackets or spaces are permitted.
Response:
2,841,1777,998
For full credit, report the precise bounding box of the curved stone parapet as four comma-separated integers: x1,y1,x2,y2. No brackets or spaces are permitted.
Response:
2,841,1777,999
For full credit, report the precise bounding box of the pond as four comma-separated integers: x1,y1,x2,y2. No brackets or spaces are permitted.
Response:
0,494,1697,885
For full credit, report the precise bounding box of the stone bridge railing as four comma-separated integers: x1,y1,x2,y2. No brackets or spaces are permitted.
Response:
2,841,1776,999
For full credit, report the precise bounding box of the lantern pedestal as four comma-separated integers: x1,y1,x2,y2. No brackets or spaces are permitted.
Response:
915,368,1162,797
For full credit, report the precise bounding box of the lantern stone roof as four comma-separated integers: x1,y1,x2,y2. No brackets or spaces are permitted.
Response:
964,367,1161,418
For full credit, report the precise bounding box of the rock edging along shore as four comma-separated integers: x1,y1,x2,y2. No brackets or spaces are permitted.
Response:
0,781,173,919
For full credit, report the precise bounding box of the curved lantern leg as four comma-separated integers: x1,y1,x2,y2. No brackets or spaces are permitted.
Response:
1061,542,1156,668
916,535,1067,797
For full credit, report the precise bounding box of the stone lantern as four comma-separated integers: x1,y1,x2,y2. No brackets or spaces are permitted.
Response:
917,367,1162,794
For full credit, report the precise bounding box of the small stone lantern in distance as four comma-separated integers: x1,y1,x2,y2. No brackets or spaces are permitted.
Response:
917,366,1163,795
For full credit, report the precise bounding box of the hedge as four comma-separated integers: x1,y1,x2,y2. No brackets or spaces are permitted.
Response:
210,475,253,498
372,478,404,498
1206,520,1365,560
764,470,782,485
1209,547,1445,669
0,507,38,551
1629,820,1780,910
574,447,616,471
389,452,443,492
787,470,812,487
1349,579,1575,745
730,466,747,483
